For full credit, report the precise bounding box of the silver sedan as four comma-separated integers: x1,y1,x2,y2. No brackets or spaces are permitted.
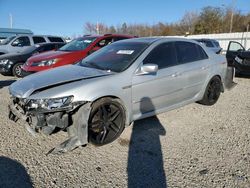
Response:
8,37,234,153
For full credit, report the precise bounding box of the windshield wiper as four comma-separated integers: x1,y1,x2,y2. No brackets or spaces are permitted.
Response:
82,61,116,73
85,61,105,70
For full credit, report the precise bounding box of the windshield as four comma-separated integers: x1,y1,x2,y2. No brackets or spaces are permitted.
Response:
59,37,96,51
79,41,149,72
1,36,16,45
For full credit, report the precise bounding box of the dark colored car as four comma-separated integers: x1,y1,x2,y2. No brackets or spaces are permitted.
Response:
0,42,65,77
226,41,250,74
21,34,135,76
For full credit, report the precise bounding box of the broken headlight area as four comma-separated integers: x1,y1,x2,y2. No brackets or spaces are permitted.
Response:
26,96,74,112
8,95,87,136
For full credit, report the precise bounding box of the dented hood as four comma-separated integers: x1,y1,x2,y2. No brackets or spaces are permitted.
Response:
9,65,112,98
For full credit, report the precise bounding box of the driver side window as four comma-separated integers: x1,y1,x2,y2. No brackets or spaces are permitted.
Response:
97,38,113,48
12,37,31,47
143,42,177,69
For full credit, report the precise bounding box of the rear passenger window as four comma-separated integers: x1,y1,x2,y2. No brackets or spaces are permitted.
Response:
48,37,64,42
143,42,177,69
33,37,46,44
175,41,201,64
196,44,208,60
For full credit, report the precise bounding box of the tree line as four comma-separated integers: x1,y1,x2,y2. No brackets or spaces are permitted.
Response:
83,6,250,37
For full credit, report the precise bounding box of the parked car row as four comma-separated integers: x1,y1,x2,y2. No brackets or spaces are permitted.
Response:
8,37,236,153
21,34,135,76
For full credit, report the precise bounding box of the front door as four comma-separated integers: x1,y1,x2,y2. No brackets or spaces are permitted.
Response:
9,36,31,53
132,42,185,119
226,41,245,66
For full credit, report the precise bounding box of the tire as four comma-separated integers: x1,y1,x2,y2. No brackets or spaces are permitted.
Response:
12,62,24,77
88,98,126,146
198,76,222,106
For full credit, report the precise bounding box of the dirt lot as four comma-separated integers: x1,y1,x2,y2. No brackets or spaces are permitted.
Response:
0,74,249,188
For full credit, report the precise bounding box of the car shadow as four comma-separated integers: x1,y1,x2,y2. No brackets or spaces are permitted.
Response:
127,97,167,188
0,79,16,89
0,156,33,188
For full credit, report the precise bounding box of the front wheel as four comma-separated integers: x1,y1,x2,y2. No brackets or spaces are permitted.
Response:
12,62,24,77
88,98,126,146
198,76,222,106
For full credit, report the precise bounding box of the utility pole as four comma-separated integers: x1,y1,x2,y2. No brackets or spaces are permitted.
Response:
96,22,99,35
229,10,234,33
245,22,250,49
9,13,13,28
229,0,236,33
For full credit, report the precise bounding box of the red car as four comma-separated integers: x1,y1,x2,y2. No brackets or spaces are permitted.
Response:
21,34,135,76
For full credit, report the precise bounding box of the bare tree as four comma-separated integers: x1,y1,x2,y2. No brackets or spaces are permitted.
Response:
84,22,96,34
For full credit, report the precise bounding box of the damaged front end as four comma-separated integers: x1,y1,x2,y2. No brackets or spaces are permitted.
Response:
8,95,91,154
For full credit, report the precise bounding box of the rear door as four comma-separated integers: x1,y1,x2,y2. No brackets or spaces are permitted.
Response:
175,41,210,99
226,41,245,66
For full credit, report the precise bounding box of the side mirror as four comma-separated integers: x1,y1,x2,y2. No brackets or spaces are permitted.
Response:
12,42,23,47
136,64,158,75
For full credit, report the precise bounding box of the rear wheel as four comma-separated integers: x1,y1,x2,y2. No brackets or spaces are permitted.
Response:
12,62,24,77
198,76,222,106
88,98,126,146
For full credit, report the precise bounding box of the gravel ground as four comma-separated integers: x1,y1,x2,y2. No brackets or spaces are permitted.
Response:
0,74,249,188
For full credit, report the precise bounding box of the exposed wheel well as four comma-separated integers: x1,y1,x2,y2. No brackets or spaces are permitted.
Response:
91,96,121,106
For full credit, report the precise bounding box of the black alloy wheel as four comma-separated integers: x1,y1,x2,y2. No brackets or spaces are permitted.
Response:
198,76,222,106
88,98,126,145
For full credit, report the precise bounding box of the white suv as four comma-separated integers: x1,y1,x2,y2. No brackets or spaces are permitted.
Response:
0,35,65,55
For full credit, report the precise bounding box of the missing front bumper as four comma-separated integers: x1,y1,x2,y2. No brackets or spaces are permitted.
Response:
8,100,91,154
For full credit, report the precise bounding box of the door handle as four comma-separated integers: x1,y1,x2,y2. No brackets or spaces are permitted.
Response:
171,73,177,77
201,66,208,70
171,72,181,77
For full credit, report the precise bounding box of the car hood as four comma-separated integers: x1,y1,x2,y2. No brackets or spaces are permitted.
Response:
28,50,73,62
9,65,112,98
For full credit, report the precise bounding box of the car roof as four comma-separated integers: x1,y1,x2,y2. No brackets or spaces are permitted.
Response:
78,34,135,39
113,36,200,45
10,34,64,38
193,38,218,42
